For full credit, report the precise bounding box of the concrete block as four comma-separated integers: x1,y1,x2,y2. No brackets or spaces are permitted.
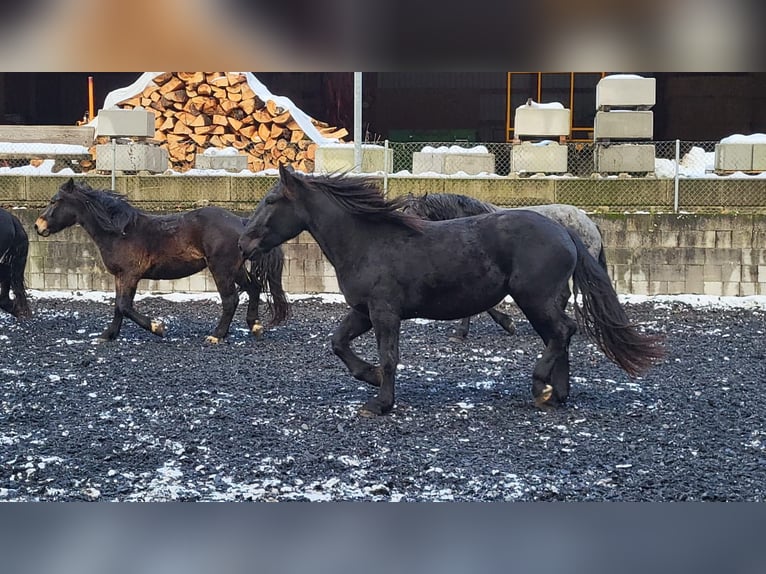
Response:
510,141,568,173
594,144,655,173
594,111,654,140
314,144,393,173
96,143,168,173
714,143,753,171
514,107,571,137
596,75,656,109
195,153,248,172
96,108,156,138
750,144,766,171
412,150,496,175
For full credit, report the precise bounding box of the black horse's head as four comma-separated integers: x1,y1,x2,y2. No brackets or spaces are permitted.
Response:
239,165,306,258
34,178,80,237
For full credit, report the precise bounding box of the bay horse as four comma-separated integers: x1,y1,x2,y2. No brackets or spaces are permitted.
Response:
239,166,664,415
401,193,607,339
0,207,31,318
35,178,289,342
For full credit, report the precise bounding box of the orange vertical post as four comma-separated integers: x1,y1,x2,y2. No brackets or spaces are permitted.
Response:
88,76,95,122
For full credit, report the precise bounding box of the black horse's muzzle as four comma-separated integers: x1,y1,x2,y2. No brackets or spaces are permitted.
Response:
238,235,261,259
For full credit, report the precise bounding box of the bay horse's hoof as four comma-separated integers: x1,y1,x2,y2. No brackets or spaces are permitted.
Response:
151,320,166,336
251,322,264,338
205,335,220,344
533,384,554,408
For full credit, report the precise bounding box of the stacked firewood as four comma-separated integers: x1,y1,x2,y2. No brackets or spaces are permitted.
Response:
101,72,348,172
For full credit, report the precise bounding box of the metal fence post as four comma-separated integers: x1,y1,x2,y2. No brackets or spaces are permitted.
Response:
673,139,680,212
383,139,389,196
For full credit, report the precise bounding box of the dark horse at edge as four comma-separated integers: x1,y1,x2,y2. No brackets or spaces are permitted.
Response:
401,192,608,340
239,166,664,415
35,178,289,342
0,207,31,319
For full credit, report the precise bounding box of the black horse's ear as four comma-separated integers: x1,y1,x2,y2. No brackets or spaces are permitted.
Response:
279,163,296,180
62,177,75,192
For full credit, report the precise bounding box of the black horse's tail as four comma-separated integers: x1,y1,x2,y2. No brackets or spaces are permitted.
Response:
1,219,31,318
594,223,608,271
249,245,290,327
567,229,664,376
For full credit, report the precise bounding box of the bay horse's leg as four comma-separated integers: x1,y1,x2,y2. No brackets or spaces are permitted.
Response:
512,291,577,407
330,308,379,387
101,277,164,340
361,307,401,416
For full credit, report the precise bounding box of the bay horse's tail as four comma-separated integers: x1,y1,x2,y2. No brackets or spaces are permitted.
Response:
567,229,664,376
249,245,290,327
1,219,31,318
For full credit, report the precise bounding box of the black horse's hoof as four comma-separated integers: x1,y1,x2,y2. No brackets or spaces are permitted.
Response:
359,398,392,417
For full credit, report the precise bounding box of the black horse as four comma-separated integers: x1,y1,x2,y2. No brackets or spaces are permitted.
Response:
401,192,608,339
240,166,664,415
35,178,289,342
0,208,31,318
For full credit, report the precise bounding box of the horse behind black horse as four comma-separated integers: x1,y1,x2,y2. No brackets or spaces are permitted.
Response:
401,192,608,339
0,207,31,319
35,178,288,342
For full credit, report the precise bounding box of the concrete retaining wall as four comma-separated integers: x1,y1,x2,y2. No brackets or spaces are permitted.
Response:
13,209,766,298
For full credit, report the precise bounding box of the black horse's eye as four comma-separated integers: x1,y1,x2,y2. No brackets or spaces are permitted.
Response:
264,194,280,205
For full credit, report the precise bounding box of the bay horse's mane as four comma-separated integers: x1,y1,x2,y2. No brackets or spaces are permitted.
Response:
403,192,499,221
66,181,139,234
296,172,424,233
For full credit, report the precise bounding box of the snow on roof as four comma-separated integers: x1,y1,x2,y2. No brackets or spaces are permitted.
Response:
719,133,766,144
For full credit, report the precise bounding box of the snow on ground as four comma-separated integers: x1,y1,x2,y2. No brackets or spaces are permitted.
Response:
28,289,766,310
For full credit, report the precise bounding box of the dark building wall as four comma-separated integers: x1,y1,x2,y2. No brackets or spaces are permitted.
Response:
654,73,766,140
2,72,766,143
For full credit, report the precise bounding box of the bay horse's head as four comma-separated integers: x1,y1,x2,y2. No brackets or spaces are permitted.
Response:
239,165,307,257
34,178,80,237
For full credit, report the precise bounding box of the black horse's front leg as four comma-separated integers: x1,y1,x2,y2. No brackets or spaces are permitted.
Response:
330,308,379,386
359,308,401,416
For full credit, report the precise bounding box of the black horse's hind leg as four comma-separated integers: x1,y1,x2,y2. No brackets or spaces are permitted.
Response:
513,290,577,407
330,308,380,387
360,306,401,416
547,286,573,403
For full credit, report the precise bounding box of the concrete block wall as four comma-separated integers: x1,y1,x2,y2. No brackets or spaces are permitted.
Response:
14,208,766,299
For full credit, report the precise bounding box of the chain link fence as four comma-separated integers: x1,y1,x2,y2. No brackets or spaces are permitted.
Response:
1,140,765,213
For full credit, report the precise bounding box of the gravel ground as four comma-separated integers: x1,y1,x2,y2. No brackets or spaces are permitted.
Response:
0,293,764,501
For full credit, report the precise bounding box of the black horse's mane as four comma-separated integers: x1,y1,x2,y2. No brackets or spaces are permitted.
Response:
66,182,139,234
297,173,424,232
402,192,498,221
